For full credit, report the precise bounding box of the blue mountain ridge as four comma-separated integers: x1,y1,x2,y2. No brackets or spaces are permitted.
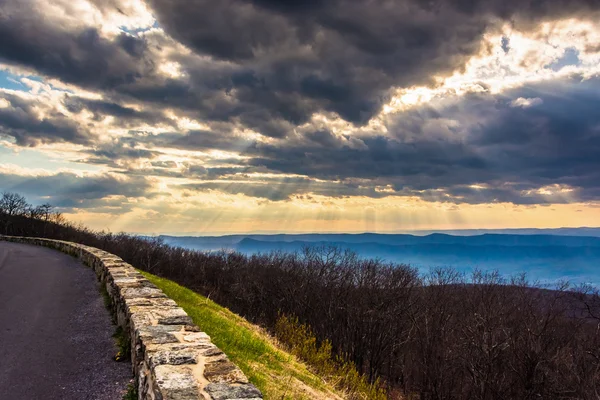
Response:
157,231,600,284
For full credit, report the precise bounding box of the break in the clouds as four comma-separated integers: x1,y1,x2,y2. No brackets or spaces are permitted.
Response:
0,0,600,232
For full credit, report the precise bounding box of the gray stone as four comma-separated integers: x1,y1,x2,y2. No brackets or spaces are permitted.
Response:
154,365,201,400
130,311,153,327
136,326,180,344
205,383,263,400
122,286,168,299
127,297,178,308
148,346,200,366
181,331,211,343
151,342,213,352
112,277,145,287
154,307,194,326
201,346,224,357
204,356,248,384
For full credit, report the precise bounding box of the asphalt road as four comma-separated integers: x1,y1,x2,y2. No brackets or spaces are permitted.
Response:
0,241,131,399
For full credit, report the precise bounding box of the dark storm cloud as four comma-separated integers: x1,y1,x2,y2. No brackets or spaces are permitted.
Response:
144,0,480,124
146,0,599,125
0,93,90,146
90,75,600,205
239,76,600,204
3,0,597,137
0,171,152,209
77,134,164,167
245,135,486,183
0,2,150,90
179,177,386,202
1,0,599,207
77,128,254,171
141,129,255,153
83,147,160,167
63,96,169,126
0,0,302,140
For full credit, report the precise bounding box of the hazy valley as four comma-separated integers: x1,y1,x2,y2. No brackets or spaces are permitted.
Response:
161,230,600,284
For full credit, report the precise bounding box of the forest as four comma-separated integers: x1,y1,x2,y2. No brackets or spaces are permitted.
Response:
2,191,600,399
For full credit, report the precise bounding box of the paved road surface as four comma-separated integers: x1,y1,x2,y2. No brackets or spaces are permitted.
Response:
0,241,131,399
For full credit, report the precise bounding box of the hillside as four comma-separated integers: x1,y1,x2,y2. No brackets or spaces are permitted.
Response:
141,271,344,400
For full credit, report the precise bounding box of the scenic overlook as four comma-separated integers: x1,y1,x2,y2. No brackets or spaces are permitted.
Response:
1,0,600,399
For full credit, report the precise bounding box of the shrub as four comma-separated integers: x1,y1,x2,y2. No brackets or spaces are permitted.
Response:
275,314,387,400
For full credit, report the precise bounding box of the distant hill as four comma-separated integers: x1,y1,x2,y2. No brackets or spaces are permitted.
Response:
159,231,600,284
159,232,600,249
410,227,600,236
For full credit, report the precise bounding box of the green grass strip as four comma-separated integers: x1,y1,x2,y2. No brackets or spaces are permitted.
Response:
140,271,342,400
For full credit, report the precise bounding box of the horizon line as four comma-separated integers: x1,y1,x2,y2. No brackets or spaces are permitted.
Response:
130,226,600,237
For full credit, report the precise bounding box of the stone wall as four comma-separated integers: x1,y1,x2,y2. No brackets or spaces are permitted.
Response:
0,235,263,400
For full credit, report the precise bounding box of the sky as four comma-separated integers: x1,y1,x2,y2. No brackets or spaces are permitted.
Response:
0,0,600,235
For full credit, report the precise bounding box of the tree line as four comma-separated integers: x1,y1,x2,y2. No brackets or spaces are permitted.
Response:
2,191,600,399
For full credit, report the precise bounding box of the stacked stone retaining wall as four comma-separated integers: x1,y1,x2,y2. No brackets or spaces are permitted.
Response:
0,235,263,400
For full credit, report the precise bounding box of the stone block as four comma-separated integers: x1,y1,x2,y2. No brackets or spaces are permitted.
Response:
181,331,211,343
205,383,262,400
204,355,248,384
147,345,200,367
154,365,201,400
122,287,168,300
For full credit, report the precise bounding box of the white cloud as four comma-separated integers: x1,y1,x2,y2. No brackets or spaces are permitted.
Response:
510,97,544,108
30,0,155,36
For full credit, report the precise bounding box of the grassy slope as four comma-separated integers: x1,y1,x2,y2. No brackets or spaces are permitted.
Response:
141,271,343,400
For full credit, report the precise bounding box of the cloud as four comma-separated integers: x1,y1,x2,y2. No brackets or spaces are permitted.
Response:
233,76,600,204
0,170,153,209
510,97,543,108
0,93,90,146
0,1,152,91
178,176,390,202
1,0,600,214
145,0,599,125
83,146,160,168
158,129,254,152
2,0,598,137
63,96,170,126
4,71,597,207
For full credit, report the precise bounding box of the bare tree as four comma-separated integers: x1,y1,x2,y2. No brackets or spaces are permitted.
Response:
0,192,30,216
36,203,54,221
50,211,65,224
